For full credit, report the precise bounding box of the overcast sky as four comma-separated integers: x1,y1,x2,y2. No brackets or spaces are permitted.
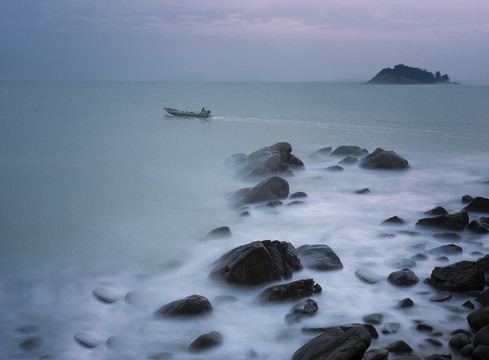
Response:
1,0,488,82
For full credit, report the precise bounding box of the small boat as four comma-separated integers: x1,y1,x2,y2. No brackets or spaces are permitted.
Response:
163,107,211,118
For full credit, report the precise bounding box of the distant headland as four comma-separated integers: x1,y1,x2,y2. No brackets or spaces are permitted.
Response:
367,64,453,84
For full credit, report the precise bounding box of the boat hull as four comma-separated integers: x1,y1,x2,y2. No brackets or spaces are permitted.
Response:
163,107,211,118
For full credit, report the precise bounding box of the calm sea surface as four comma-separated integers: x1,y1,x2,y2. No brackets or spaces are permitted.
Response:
1,82,489,359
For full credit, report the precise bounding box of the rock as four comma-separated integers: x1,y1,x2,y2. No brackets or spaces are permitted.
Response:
465,197,489,213
154,295,213,317
210,240,302,285
204,226,232,239
257,278,321,303
476,289,489,306
433,232,462,241
363,348,390,360
387,269,419,287
427,260,485,292
363,313,383,325
427,244,463,255
18,337,42,351
385,340,413,353
297,244,343,271
460,344,474,356
360,148,409,170
312,147,332,157
425,338,442,346
425,206,449,216
92,288,119,304
382,216,406,225
382,323,401,334
290,191,307,199
188,331,223,353
285,299,319,323
331,145,364,156
430,291,452,302
74,333,101,348
356,188,370,194
467,219,489,234
416,210,469,231
339,156,358,165
399,298,414,308
477,254,489,272
291,325,371,360
231,176,290,208
449,333,471,348
147,352,173,359
471,345,489,360
467,306,489,330
474,325,489,347
355,269,383,284
326,165,344,172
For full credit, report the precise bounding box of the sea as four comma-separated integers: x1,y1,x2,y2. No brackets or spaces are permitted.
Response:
1,81,489,359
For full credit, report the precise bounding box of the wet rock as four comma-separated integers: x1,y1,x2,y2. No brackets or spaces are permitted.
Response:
356,188,370,194
399,298,414,308
339,156,358,165
147,352,173,359
229,142,304,180
427,244,463,255
363,313,383,325
467,306,489,330
477,254,489,272
416,322,433,332
382,322,400,334
471,345,489,360
297,244,343,271
382,216,406,225
326,165,344,172
74,333,101,348
92,288,120,304
467,219,489,234
387,269,419,287
460,344,474,356
416,210,469,231
154,295,212,317
204,226,232,239
430,291,452,302
474,325,489,347
462,195,474,204
232,176,290,208
433,232,462,241
363,348,389,360
285,299,318,323
425,338,442,346
257,278,321,303
476,289,489,306
291,325,371,360
355,269,383,284
449,333,471,348
312,147,332,157
210,240,302,285
188,331,223,353
331,145,364,156
290,191,307,199
18,337,43,351
427,260,485,292
360,148,409,170
425,206,449,216
286,200,305,206
465,197,489,213
385,340,413,353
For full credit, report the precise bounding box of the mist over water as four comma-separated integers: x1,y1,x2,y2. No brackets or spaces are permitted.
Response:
1,82,489,359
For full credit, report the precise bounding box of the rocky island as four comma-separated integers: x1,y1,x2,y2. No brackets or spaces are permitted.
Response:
368,64,452,84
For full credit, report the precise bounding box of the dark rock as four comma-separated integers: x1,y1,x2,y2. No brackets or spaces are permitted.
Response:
433,233,462,241
477,254,489,272
285,299,318,323
460,344,474,356
291,325,371,360
416,210,469,231
416,322,433,332
462,195,474,204
297,244,343,271
204,226,232,239
154,295,212,317
230,142,304,180
188,331,223,353
355,269,383,284
210,240,302,285
382,216,406,225
360,148,409,170
412,253,428,261
18,337,42,351
286,200,305,206
425,338,443,346
464,300,476,309
390,258,416,269
363,348,389,360
467,219,489,234
312,147,332,157
399,298,414,308
231,176,290,208
428,244,463,255
476,289,489,306
265,200,283,207
465,197,489,213
363,313,383,325
430,291,452,302
339,156,358,165
467,306,489,330
471,345,489,360
449,333,471,348
290,191,307,199
385,340,413,353
147,352,173,360
326,165,344,172
382,322,400,334
92,288,119,304
331,145,364,156
257,278,321,303
387,269,419,287
74,333,101,348
425,206,449,216
474,325,489,347
427,260,485,292
356,188,370,194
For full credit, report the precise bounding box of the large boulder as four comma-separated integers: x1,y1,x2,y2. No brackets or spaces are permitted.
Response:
228,142,304,180
231,176,289,208
297,244,343,271
468,306,489,331
210,240,302,285
416,210,469,231
360,148,409,170
257,278,322,302
154,295,213,317
291,325,371,360
465,197,489,213
426,261,485,292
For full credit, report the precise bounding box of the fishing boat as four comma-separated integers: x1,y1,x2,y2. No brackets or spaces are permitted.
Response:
163,107,211,118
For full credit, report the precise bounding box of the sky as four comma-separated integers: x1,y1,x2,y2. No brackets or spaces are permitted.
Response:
1,0,489,82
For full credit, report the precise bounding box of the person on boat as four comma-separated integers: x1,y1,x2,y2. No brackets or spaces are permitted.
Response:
201,107,206,114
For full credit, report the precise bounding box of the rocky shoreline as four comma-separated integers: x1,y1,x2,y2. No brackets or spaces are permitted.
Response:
16,141,489,359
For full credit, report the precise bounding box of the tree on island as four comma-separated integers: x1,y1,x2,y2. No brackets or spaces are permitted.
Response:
368,64,451,84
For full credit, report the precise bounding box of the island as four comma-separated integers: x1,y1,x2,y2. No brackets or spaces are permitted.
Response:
367,64,452,84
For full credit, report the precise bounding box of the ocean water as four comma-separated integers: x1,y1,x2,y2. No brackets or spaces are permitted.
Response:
1,81,489,359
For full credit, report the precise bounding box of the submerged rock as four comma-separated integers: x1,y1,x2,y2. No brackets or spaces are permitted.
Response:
210,240,302,285
360,148,409,170
154,295,213,317
285,299,319,323
331,145,365,156
291,325,371,360
188,331,223,353
204,226,232,239
231,176,289,208
297,244,343,271
257,278,322,302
